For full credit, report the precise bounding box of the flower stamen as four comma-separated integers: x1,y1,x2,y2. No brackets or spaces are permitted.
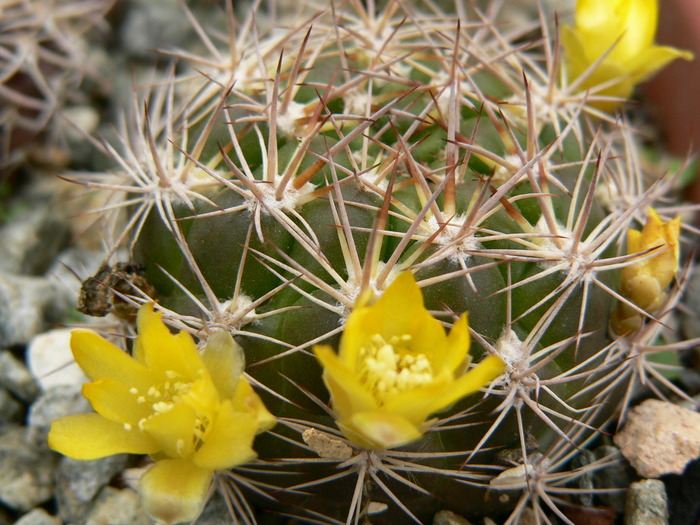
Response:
359,334,433,403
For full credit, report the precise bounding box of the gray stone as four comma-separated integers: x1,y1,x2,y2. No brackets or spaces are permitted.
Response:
118,0,199,59
83,486,152,525
14,508,62,525
569,449,596,507
196,492,235,525
55,455,128,524
433,509,473,525
0,387,22,424
593,445,635,514
0,274,70,347
0,198,70,276
0,425,56,511
0,350,40,403
28,385,91,431
624,479,668,525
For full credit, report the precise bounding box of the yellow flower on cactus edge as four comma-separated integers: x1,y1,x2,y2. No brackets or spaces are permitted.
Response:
612,208,681,334
48,304,275,525
313,272,505,450
561,0,693,105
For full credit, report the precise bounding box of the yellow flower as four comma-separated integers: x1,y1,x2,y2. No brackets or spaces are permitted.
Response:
313,272,505,450
561,0,693,105
612,208,681,334
48,304,275,525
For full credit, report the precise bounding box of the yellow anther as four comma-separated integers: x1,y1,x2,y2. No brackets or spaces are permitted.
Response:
359,333,433,404
147,386,160,398
153,401,173,413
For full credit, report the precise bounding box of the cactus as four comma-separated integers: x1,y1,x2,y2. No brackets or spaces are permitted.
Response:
57,1,698,524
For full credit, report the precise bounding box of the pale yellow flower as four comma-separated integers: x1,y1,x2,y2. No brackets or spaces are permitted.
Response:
48,304,275,524
314,272,505,450
612,208,681,334
562,0,693,106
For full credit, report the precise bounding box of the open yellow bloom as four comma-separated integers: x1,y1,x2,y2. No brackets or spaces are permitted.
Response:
612,208,681,334
314,272,505,450
562,0,693,105
48,304,275,525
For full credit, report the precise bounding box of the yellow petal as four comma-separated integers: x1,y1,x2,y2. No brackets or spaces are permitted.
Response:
627,45,695,84
83,378,152,424
574,0,627,61
140,459,213,525
71,330,152,388
626,227,643,255
48,413,159,459
622,274,664,311
200,331,244,399
382,375,457,426
194,400,258,470
561,24,588,82
439,354,505,408
343,410,423,450
575,0,624,33
140,397,198,459
341,273,422,363
133,303,204,379
432,314,470,375
382,354,504,427
230,377,276,432
622,209,681,295
618,0,657,55
181,372,220,416
341,273,448,369
314,345,378,421
563,0,693,111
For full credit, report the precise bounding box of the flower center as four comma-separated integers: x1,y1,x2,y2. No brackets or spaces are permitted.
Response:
129,370,211,453
359,334,434,404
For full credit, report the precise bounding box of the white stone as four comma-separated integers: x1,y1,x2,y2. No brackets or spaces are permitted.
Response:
27,328,88,392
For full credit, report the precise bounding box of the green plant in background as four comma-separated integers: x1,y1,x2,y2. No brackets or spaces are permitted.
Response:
51,0,698,523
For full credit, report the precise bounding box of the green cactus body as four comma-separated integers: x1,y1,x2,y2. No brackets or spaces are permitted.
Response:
73,1,696,523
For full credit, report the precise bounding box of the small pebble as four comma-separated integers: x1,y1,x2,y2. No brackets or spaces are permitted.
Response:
614,399,700,477
0,387,22,424
27,328,88,392
55,455,128,524
83,486,152,525
625,479,668,525
0,350,40,403
28,385,91,432
14,508,62,525
433,509,472,525
0,426,56,512
0,199,71,277
0,274,69,347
